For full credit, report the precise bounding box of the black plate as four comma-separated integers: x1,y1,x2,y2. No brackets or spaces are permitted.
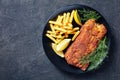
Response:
42,4,111,74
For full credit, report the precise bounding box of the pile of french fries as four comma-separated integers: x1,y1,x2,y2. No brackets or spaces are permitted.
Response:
46,10,80,44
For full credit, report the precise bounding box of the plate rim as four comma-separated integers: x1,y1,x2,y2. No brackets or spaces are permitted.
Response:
42,4,111,74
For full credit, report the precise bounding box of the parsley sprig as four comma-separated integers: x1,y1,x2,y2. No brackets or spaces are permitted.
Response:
78,8,101,22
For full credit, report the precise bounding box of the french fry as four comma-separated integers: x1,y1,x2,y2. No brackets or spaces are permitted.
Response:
73,27,80,31
50,24,55,33
46,34,57,43
66,30,75,34
72,31,80,41
70,10,74,23
49,21,62,26
68,23,73,27
55,30,60,34
51,34,62,39
50,33,64,39
56,16,61,22
47,30,54,34
60,32,64,35
64,26,73,29
70,32,76,34
54,27,66,32
57,35,65,39
63,13,66,25
64,33,68,38
65,12,70,25
58,16,63,23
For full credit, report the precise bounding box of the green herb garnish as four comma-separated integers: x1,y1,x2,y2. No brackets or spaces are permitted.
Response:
78,8,101,22
81,36,108,70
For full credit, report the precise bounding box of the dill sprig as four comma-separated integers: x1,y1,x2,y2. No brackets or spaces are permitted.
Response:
80,36,108,70
78,8,101,22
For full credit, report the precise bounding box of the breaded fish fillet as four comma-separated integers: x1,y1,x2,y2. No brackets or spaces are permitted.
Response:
65,19,107,71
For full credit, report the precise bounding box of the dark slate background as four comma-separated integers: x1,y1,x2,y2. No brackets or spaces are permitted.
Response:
0,0,120,80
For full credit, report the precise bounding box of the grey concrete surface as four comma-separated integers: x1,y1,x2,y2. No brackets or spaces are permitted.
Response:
0,0,120,80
